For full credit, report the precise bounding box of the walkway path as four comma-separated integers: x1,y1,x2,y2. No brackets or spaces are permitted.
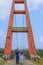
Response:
4,58,36,65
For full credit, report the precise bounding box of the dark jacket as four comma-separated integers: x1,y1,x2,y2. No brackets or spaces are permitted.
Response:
16,50,19,60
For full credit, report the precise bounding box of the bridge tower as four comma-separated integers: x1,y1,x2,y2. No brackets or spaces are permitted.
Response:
4,0,37,59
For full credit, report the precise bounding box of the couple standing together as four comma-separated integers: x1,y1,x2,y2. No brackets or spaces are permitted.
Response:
16,49,24,65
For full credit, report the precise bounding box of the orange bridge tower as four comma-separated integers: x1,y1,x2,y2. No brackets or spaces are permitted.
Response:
4,0,37,59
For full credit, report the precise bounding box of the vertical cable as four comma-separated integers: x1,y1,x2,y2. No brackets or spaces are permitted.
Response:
21,14,24,49
15,14,18,49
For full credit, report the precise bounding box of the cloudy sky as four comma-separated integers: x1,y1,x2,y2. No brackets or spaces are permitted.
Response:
0,0,43,50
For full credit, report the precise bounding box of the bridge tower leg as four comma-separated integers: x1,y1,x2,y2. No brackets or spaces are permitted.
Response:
24,0,36,58
4,0,37,59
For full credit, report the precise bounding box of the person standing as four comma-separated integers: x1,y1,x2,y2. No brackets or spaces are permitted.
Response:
19,50,24,65
15,49,19,64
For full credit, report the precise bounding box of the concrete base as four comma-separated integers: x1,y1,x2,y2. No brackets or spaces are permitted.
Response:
3,55,10,60
30,54,40,60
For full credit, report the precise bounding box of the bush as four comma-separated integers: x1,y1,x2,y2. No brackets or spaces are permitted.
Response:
37,50,43,57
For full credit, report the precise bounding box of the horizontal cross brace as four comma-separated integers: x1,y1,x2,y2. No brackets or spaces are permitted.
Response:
15,0,24,4
14,10,25,14
12,27,28,32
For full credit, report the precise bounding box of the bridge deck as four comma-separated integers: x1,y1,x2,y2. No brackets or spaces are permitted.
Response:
4,58,36,65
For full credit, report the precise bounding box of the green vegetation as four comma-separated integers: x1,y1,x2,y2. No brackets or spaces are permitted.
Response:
10,50,15,59
0,60,5,65
37,49,43,57
0,48,4,54
0,48,4,65
0,48,43,58
32,50,43,65
23,49,30,59
0,48,4,58
0,48,43,57
32,57,43,65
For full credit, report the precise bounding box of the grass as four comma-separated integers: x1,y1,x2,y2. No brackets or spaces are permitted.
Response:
0,59,5,65
32,57,43,65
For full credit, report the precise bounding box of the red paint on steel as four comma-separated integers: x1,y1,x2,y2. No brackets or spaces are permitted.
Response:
4,0,36,56
14,10,25,14
24,0,36,55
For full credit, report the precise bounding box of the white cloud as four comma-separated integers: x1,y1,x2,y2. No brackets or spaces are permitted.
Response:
0,0,12,20
27,0,43,10
39,36,43,43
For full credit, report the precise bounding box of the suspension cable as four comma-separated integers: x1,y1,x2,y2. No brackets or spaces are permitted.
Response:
21,14,24,49
15,14,18,49
15,14,25,49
